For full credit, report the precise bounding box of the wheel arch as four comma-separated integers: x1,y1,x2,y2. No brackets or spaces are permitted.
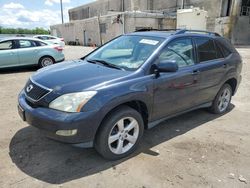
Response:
94,99,149,142
224,77,237,95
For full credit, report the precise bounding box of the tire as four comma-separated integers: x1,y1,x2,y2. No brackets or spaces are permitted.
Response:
209,83,232,114
39,56,54,68
95,105,144,160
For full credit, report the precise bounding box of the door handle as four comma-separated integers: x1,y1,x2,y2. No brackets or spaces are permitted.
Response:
192,70,200,75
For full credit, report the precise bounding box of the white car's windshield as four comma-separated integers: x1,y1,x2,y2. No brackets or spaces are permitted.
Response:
86,35,164,71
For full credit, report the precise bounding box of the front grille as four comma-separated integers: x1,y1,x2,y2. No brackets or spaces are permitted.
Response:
24,79,51,101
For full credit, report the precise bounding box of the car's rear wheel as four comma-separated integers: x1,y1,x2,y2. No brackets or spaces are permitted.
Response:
39,56,54,68
95,106,144,160
209,83,232,114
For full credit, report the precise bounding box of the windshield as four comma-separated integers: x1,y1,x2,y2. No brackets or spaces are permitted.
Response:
86,35,164,71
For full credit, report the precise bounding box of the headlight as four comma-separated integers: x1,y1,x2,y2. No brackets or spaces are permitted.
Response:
49,91,97,112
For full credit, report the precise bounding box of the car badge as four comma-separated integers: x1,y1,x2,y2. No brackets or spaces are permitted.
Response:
26,84,33,93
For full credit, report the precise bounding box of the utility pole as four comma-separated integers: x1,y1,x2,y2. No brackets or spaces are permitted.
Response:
60,0,64,24
182,0,185,9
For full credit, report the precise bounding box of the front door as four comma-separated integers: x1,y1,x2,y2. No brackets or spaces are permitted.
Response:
0,40,19,68
152,38,201,120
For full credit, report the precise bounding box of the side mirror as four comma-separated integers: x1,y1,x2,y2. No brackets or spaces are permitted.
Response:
157,60,178,73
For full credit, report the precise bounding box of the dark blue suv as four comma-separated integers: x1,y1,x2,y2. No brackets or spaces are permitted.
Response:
18,30,242,160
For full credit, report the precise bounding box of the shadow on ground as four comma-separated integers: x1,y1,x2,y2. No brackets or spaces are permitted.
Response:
0,66,37,74
9,105,234,184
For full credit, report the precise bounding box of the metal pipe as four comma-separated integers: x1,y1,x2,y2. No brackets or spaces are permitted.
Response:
60,0,64,24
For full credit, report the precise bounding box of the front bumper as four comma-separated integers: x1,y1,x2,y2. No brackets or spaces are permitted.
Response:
18,91,101,145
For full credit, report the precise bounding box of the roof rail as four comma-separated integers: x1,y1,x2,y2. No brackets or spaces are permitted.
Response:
134,28,221,36
135,28,181,32
175,29,221,36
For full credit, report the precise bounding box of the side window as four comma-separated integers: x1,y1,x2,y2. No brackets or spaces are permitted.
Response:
217,41,232,57
18,40,36,48
195,38,217,62
35,41,47,46
214,41,224,59
159,38,195,67
0,40,14,50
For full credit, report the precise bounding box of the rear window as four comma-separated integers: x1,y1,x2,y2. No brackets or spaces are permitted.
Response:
195,38,217,62
214,41,224,59
217,41,232,57
35,41,47,46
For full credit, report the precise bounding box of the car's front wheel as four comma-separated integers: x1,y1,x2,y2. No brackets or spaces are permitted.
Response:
209,83,232,114
95,106,144,160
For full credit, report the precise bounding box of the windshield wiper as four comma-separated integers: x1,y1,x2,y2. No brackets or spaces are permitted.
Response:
87,59,124,70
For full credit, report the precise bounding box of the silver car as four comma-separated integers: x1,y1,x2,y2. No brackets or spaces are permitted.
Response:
0,37,65,69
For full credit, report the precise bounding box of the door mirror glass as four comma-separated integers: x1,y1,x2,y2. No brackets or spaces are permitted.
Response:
157,60,178,72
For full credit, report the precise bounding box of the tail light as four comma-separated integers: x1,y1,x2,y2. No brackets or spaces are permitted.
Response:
54,46,63,52
60,38,64,41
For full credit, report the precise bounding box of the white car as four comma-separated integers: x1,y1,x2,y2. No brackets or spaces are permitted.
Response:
33,35,65,47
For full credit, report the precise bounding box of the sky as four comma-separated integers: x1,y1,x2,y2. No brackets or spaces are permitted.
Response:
0,0,95,29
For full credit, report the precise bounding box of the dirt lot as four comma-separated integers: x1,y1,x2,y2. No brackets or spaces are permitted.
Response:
0,46,249,188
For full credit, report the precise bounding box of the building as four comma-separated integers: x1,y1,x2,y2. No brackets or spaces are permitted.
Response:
51,0,250,45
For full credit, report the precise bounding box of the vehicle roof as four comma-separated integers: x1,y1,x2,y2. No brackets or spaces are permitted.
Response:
128,30,220,40
0,37,43,41
33,35,56,37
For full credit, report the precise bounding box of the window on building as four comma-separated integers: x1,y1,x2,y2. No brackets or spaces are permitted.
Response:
135,27,153,31
221,0,232,17
159,38,195,67
195,38,218,62
100,23,106,34
240,0,250,16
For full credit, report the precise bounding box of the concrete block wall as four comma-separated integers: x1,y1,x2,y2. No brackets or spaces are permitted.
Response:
51,12,176,46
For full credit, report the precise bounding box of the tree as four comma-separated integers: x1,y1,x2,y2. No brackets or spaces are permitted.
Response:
0,27,50,34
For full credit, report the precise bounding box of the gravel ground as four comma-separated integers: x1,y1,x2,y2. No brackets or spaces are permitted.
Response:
0,46,249,188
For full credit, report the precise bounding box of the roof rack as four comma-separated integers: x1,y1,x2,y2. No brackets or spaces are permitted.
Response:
135,28,220,36
135,28,182,32
175,29,221,36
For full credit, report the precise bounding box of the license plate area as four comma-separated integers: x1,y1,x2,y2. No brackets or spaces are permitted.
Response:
18,104,26,121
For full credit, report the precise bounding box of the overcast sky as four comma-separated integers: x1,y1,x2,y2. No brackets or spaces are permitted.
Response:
0,0,95,29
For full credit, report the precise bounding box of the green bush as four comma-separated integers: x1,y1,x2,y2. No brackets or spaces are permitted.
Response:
0,26,50,35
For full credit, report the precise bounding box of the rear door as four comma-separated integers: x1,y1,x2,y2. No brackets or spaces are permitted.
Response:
16,39,40,65
0,40,19,68
194,37,228,103
152,38,201,120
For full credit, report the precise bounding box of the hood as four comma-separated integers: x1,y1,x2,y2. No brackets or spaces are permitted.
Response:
31,60,131,93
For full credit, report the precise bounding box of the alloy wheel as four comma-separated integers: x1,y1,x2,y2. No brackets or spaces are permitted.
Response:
218,87,231,112
41,57,53,67
108,117,139,155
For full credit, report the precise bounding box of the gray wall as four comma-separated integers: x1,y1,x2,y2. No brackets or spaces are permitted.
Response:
51,13,176,46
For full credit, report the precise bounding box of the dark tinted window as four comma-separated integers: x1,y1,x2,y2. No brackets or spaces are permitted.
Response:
159,38,195,67
195,38,217,62
35,41,47,46
218,42,232,57
214,41,224,59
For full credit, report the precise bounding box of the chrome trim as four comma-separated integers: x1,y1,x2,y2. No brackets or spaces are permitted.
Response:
24,77,53,103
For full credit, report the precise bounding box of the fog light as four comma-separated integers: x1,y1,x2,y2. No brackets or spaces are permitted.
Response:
56,129,77,136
